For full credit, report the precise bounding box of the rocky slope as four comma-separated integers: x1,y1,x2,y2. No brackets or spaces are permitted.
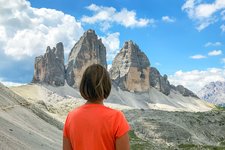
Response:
125,109,225,149
198,81,225,105
32,42,65,86
66,29,107,88
9,83,225,149
0,82,62,149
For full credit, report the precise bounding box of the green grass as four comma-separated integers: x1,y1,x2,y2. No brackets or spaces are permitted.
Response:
215,105,225,111
129,130,225,150
129,130,154,150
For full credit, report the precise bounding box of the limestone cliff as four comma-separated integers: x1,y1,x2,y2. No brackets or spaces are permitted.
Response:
150,67,171,95
110,40,150,92
32,42,65,86
150,67,198,98
65,29,107,88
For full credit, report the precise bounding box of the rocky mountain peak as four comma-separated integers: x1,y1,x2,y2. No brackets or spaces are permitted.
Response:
110,40,150,92
150,67,171,95
198,81,225,104
31,29,198,99
173,85,198,98
32,42,65,86
66,29,107,88
83,29,97,38
150,67,198,98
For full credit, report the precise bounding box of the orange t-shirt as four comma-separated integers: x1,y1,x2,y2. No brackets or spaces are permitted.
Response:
63,103,130,150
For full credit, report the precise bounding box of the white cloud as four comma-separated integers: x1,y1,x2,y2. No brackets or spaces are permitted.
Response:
162,16,176,23
221,24,225,32
221,10,225,20
182,0,225,31
190,54,207,59
81,4,154,31
155,62,161,66
204,42,222,47
0,0,84,60
208,50,222,56
0,77,25,87
222,58,225,63
101,32,120,62
1,81,25,87
169,68,225,92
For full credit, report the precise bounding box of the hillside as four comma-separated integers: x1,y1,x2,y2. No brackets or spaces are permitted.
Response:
0,83,62,149
9,83,225,149
11,83,213,113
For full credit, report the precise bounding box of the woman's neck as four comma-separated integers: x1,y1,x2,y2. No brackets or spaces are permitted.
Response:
85,100,104,105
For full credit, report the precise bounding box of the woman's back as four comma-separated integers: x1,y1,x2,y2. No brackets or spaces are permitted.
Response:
63,104,129,150
63,64,130,150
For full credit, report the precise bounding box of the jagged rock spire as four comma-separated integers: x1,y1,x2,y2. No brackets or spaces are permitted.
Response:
32,42,65,86
110,40,150,92
66,29,107,88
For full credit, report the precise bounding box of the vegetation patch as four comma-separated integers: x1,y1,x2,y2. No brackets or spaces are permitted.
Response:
214,105,225,111
129,130,155,150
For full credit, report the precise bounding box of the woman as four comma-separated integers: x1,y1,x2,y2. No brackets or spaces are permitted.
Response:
63,64,130,150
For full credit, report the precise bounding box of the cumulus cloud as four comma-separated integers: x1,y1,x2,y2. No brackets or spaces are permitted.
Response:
81,4,154,31
204,42,222,47
182,0,225,31
169,68,225,92
0,0,84,60
101,32,120,62
0,0,85,84
190,54,207,59
208,50,222,56
162,16,176,23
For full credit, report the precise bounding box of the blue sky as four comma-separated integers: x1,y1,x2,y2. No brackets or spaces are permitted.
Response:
0,0,225,92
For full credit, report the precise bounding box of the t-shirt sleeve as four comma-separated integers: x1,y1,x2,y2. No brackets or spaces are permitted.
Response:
63,112,70,138
115,111,130,138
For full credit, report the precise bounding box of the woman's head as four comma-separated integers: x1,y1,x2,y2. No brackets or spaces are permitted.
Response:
79,64,111,102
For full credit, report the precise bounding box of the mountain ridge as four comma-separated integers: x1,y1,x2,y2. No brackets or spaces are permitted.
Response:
198,81,225,105
32,29,197,98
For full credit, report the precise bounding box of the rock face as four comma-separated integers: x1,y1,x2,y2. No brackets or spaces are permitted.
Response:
198,81,225,105
66,29,107,88
32,42,65,86
30,29,198,99
110,40,150,92
150,67,171,95
172,85,198,98
150,67,198,98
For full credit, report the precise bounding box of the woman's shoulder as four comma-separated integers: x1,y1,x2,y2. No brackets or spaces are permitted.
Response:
67,104,124,118
102,106,126,119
